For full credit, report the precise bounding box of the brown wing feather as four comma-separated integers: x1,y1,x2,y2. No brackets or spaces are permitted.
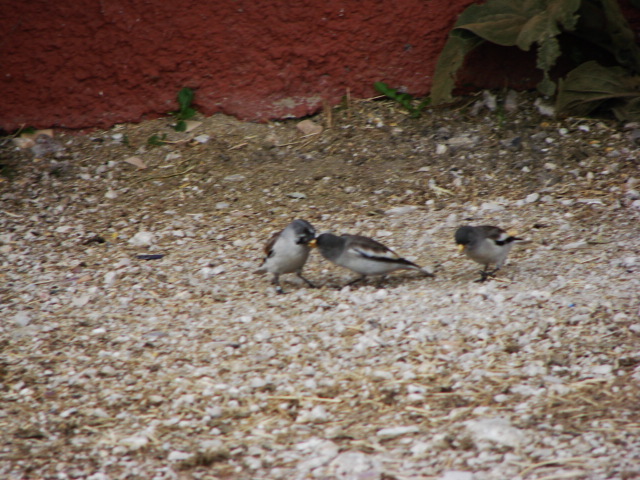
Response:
477,226,507,241
342,234,399,257
264,230,282,257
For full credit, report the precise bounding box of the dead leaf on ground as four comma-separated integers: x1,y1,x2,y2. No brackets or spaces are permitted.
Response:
12,129,55,149
296,119,323,136
183,120,203,133
124,156,148,170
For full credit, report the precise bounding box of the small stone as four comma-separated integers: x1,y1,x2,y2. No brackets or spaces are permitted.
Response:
440,472,475,480
620,257,637,268
250,377,267,389
13,311,31,327
435,144,448,154
104,190,118,199
385,205,418,215
199,266,225,278
376,425,419,439
104,271,117,287
100,365,116,377
563,240,587,250
625,190,640,200
504,90,518,112
480,202,504,212
591,365,613,375
465,417,524,448
71,295,91,307
128,231,155,247
206,406,223,418
168,450,191,461
119,436,148,451
287,192,307,199
298,405,329,424
194,134,210,143
534,98,555,116
297,119,323,136
525,193,540,203
223,174,245,182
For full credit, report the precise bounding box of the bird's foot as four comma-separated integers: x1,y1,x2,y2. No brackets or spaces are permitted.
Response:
344,276,366,287
475,268,498,283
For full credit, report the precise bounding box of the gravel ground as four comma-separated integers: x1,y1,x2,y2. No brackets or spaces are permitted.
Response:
1,92,640,480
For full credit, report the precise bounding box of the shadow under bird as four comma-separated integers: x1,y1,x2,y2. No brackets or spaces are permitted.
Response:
311,232,434,287
454,225,522,282
258,219,317,294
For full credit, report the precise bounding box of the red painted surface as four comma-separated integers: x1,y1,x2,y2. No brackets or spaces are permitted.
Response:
1,1,639,131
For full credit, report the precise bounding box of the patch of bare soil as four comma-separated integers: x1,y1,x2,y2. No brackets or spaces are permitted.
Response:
1,92,639,479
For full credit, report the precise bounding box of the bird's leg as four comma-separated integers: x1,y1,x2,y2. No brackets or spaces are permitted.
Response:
376,275,388,288
476,265,498,283
345,275,366,287
272,274,285,294
297,271,316,288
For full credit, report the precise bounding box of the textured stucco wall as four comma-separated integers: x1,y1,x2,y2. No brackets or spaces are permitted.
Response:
1,1,639,131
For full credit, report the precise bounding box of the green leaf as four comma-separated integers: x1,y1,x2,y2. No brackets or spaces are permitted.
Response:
177,107,197,120
148,134,167,146
177,88,194,111
173,120,187,132
374,81,423,116
374,81,394,96
556,60,640,120
430,31,484,104
593,0,640,73
430,0,582,103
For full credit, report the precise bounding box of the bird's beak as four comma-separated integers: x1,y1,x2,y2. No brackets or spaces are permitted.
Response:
308,238,318,248
457,244,465,253
507,230,519,237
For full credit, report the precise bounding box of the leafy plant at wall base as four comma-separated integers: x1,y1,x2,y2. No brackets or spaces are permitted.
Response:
556,61,640,120
172,87,197,132
430,0,640,120
374,82,430,118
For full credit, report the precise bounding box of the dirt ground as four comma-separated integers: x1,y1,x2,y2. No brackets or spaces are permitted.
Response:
1,92,639,479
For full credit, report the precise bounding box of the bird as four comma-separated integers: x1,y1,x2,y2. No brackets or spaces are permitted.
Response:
454,225,522,282
311,232,434,287
257,219,317,294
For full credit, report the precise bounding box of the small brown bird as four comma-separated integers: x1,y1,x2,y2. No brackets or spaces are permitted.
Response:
455,225,522,281
311,232,434,287
257,219,317,294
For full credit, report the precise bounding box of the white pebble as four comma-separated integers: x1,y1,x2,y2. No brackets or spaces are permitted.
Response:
128,231,155,247
465,417,525,448
385,206,418,216
167,450,191,461
436,144,448,154
104,271,117,287
525,192,540,203
13,311,31,327
376,425,419,439
119,436,148,451
439,472,475,480
223,174,246,182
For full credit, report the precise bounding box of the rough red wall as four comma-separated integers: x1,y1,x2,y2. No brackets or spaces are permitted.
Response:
1,1,639,131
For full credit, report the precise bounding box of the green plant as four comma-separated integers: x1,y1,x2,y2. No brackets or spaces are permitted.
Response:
374,82,430,117
172,87,197,132
431,0,640,120
147,133,167,146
